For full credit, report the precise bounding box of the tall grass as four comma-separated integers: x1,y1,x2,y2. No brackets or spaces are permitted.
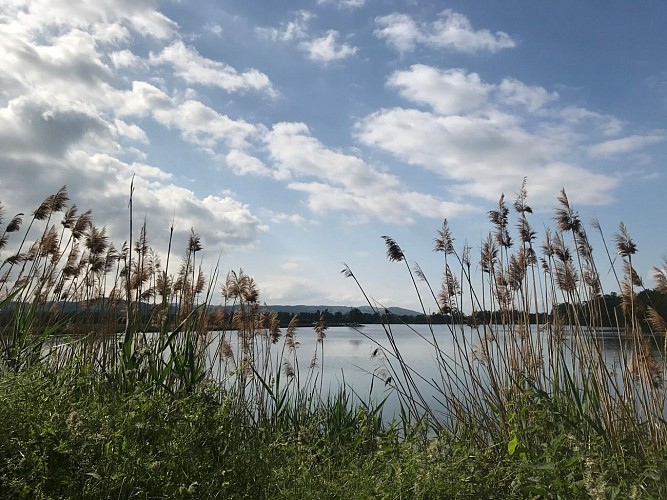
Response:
0,186,377,439
343,180,667,457
1,182,666,497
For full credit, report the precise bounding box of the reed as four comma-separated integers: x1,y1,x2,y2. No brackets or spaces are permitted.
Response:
1,182,666,497
344,181,667,459
0,185,354,436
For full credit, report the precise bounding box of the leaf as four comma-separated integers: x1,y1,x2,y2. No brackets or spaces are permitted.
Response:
508,435,519,456
525,486,548,496
564,454,580,468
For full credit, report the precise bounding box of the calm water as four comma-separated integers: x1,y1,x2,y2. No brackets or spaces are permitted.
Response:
43,322,664,421
207,323,666,420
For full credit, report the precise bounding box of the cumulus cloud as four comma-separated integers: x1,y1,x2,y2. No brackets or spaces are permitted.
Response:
112,119,149,143
388,65,491,115
205,23,223,37
225,150,274,177
4,0,177,41
110,49,147,69
255,11,313,42
498,78,558,112
356,66,627,206
298,30,357,63
0,95,264,251
374,10,515,54
266,122,401,193
373,14,420,53
388,66,558,116
0,95,112,160
116,82,258,150
258,275,332,304
287,181,473,224
153,99,258,150
588,134,665,158
257,12,356,64
265,122,476,223
149,41,276,96
317,0,366,10
1,27,114,107
0,0,266,259
259,210,307,226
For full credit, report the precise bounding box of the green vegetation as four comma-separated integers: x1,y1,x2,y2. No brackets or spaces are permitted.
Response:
1,183,667,498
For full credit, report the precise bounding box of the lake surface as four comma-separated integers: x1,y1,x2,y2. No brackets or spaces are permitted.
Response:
207,323,666,421
42,322,664,422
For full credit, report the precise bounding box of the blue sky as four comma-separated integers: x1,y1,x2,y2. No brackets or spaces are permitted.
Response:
1,0,666,310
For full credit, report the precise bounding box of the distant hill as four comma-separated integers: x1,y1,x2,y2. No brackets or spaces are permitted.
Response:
264,305,422,317
3,301,422,318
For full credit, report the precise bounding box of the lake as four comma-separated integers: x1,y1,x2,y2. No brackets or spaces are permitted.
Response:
206,323,666,421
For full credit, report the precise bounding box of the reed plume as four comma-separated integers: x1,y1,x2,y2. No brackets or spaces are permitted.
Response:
381,235,404,262
6,213,23,233
654,258,667,293
554,188,581,233
615,222,637,258
489,194,512,248
434,219,455,255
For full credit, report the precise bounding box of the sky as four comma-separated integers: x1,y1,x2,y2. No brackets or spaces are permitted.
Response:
1,0,666,311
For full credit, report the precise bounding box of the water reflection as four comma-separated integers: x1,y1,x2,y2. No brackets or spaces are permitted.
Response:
207,324,666,420
41,323,665,422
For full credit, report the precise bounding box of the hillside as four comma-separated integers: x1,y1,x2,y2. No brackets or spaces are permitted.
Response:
263,305,422,316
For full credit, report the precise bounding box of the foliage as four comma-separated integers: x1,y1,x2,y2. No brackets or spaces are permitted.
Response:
3,367,667,499
343,184,667,482
1,184,667,497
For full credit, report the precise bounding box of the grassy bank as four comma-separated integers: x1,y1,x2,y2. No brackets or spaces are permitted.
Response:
2,367,666,498
1,184,667,498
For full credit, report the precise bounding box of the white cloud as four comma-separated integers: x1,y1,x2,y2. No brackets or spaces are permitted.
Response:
257,12,356,64
0,151,264,258
1,27,113,103
588,134,665,158
205,23,223,37
112,119,149,143
266,122,400,194
255,11,313,42
92,22,131,44
225,149,274,177
0,0,266,259
5,0,177,40
388,65,491,115
388,66,559,116
110,49,146,69
317,0,366,9
150,41,276,96
117,82,258,150
156,100,258,150
375,10,515,54
358,107,546,178
373,14,420,53
266,122,476,223
0,94,115,162
260,210,307,225
299,30,357,63
83,153,172,181
498,78,558,112
259,274,350,305
200,195,265,247
115,81,170,117
287,181,474,224
428,10,516,53
559,106,623,136
280,260,300,271
126,9,177,40
352,64,665,207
